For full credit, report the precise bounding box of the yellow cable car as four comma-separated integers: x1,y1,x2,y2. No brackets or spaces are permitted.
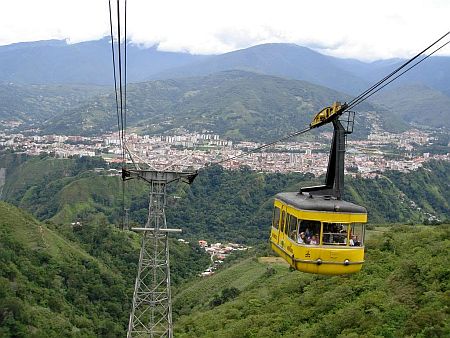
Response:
269,103,367,275
270,193,367,275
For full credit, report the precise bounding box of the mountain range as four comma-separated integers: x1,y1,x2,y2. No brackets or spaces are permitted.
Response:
0,39,204,85
1,38,449,96
0,39,449,135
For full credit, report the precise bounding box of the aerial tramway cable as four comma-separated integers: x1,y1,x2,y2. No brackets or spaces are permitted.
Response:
108,0,128,229
108,0,122,150
106,3,447,175
347,31,449,110
124,0,128,148
348,38,450,108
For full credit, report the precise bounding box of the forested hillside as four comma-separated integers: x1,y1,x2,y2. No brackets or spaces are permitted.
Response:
0,201,209,336
1,198,448,337
173,225,449,337
2,71,408,140
43,70,409,139
1,153,448,244
373,84,450,128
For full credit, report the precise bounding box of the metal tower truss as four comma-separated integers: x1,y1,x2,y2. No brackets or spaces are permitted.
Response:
123,169,197,338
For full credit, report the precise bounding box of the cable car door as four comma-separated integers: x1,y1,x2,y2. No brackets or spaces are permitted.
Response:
279,206,287,248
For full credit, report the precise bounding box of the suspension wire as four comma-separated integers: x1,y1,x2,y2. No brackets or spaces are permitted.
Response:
116,0,125,165
348,39,450,108
108,0,122,150
124,0,127,149
347,31,450,110
122,0,128,230
108,0,128,229
108,6,447,178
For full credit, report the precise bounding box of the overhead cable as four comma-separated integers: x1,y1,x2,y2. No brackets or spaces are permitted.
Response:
108,0,122,150
347,31,450,110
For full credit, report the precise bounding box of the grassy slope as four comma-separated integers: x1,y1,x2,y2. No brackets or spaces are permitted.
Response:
173,225,449,338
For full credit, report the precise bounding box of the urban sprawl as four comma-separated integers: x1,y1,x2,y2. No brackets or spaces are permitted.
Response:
0,125,448,178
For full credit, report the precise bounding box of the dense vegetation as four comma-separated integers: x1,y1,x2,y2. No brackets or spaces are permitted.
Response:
1,153,448,244
173,225,450,337
0,202,209,337
0,152,448,336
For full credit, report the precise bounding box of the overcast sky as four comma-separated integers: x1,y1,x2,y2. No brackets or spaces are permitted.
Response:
1,0,449,61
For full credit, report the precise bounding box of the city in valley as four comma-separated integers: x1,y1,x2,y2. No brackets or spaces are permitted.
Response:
0,123,448,178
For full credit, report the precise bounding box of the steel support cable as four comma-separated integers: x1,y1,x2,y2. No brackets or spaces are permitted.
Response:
122,0,128,230
347,39,450,109
124,0,128,151
115,0,126,230
109,0,129,229
116,0,125,164
108,0,122,149
347,31,450,108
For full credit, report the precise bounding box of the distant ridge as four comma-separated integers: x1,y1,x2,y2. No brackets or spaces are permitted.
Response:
0,39,449,96
0,38,206,85
373,84,450,128
151,43,370,94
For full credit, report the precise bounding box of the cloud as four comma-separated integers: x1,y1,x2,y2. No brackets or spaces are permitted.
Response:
0,0,449,60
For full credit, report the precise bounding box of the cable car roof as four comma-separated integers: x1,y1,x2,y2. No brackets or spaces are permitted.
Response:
275,192,367,214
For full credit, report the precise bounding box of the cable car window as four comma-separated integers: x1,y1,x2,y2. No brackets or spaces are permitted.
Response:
288,214,298,241
350,223,364,246
272,207,280,229
284,214,290,235
280,211,286,233
322,223,348,245
298,220,321,245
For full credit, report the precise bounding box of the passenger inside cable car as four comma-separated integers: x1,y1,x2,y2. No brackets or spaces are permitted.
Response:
272,210,365,248
269,194,367,274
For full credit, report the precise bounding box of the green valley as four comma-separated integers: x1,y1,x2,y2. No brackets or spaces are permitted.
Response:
0,153,449,337
1,7,449,338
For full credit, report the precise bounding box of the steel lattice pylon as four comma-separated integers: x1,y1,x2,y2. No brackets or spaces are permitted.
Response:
123,169,197,338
